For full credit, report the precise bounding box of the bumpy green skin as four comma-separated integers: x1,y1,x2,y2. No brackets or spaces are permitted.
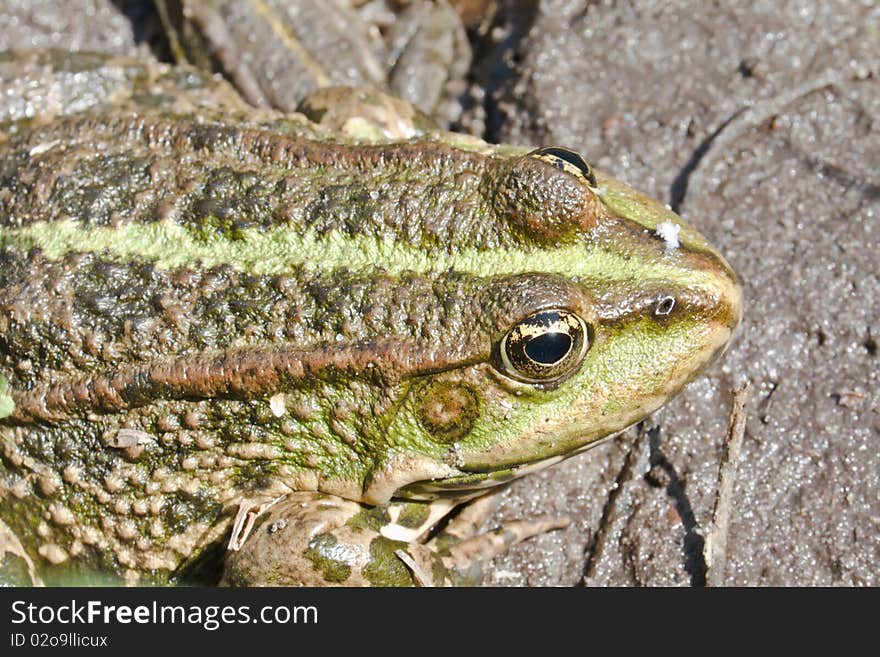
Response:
0,52,741,585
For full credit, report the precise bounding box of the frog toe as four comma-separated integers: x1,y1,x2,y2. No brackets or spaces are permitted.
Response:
434,515,570,585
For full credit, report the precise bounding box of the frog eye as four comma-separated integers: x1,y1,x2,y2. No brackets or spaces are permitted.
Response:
529,147,598,187
499,309,591,383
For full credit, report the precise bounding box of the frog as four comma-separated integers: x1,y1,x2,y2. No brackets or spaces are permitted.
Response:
0,47,742,586
156,0,472,126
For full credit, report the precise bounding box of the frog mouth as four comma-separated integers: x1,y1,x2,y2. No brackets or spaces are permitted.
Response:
394,433,618,501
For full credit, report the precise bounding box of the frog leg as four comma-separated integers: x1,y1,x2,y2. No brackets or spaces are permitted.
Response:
420,489,571,586
221,490,568,587
222,491,445,586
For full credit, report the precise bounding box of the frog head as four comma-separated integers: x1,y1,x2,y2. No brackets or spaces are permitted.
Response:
367,146,742,502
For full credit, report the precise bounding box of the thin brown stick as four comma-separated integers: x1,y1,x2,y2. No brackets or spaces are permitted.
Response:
704,382,750,587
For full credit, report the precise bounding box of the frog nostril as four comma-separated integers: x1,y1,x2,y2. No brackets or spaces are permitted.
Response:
654,296,676,316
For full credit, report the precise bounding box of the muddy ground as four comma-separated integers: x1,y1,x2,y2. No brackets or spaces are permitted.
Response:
2,0,877,586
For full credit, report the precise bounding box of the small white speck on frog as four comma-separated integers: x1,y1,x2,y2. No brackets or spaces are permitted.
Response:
656,221,681,251
269,393,287,417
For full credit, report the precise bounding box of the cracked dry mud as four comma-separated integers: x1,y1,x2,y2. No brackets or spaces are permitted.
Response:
2,0,877,586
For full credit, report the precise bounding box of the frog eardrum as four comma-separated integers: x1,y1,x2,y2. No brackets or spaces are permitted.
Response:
499,309,591,383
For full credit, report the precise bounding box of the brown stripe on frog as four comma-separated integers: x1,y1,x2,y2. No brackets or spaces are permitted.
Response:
0,249,491,382
1,110,606,251
5,339,484,425
4,266,592,425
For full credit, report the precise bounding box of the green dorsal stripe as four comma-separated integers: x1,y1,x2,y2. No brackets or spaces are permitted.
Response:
0,219,720,290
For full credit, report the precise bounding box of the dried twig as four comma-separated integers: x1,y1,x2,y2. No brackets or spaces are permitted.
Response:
703,383,750,587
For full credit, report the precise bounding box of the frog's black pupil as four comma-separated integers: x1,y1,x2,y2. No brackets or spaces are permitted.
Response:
525,332,572,365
